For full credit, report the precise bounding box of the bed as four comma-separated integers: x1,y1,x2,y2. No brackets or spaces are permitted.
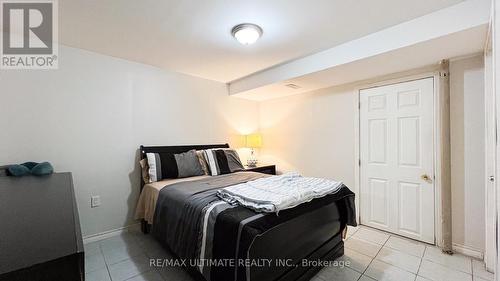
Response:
135,144,357,281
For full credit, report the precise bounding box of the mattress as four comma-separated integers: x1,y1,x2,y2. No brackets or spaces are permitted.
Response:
134,175,210,224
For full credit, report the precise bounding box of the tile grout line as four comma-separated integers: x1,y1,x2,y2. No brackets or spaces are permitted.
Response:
350,227,367,281
369,258,421,278
99,242,114,281
348,226,360,239
419,256,475,279
135,233,166,279
471,259,474,279
134,233,169,281
344,228,363,281
371,235,427,278
322,226,366,281
415,246,427,281
383,236,430,259
338,227,482,281
422,246,475,276
358,232,391,279
123,234,157,281
100,233,153,281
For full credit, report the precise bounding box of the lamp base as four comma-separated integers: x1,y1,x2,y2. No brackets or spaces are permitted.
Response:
247,148,258,167
246,159,258,168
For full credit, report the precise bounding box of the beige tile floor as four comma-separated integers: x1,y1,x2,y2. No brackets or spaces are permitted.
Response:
84,225,493,281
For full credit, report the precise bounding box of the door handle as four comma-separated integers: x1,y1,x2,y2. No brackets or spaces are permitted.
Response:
489,175,495,182
421,174,432,183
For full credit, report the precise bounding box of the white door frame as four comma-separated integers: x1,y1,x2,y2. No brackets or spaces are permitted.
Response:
484,17,496,272
492,0,500,279
354,71,445,246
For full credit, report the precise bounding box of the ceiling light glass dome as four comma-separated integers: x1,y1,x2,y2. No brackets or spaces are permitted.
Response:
231,23,263,45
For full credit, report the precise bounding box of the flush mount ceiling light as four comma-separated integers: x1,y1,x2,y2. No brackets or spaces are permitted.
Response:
231,23,263,45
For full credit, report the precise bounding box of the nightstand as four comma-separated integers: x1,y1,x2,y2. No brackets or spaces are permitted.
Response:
244,164,276,175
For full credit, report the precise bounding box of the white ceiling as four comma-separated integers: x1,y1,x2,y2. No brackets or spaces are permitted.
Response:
229,0,490,100
60,0,465,82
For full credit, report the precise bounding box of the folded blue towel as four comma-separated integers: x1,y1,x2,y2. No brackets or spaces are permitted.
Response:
21,162,38,170
31,162,54,176
7,162,54,177
7,165,31,177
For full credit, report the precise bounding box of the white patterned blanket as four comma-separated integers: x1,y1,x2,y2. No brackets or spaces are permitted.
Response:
217,172,343,213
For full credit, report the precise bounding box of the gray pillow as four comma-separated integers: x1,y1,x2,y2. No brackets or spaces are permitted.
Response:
174,150,204,178
225,149,244,172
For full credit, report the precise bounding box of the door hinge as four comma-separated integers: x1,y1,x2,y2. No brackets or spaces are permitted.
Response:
359,159,361,166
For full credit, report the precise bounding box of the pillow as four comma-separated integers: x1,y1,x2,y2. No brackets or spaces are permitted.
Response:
174,150,204,178
204,149,244,176
224,149,245,172
139,158,150,183
196,150,209,175
146,150,204,182
146,152,177,182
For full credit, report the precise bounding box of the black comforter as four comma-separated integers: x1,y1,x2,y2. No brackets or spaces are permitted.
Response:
152,172,356,281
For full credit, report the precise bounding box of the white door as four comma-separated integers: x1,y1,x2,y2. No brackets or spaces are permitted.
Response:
360,78,435,243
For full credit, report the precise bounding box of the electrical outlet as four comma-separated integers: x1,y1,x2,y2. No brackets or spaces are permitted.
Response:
91,196,101,208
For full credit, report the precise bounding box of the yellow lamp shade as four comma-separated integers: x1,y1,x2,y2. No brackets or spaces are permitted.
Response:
245,134,262,148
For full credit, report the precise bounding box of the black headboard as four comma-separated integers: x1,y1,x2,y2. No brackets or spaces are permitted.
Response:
139,143,229,190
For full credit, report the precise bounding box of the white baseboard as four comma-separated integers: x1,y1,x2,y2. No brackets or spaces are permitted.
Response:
452,243,483,259
83,223,140,244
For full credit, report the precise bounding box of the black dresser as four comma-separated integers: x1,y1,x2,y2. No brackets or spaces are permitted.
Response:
0,173,84,281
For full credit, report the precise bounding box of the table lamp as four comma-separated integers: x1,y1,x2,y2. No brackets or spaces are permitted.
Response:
245,133,262,167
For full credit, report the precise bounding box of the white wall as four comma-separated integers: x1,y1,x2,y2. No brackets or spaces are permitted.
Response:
259,56,486,253
259,85,357,188
0,46,259,237
449,55,486,253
